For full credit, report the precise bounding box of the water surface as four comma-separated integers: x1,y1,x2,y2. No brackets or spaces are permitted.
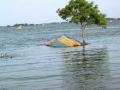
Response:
0,20,120,90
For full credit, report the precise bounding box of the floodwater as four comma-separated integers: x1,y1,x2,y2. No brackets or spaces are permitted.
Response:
0,20,120,90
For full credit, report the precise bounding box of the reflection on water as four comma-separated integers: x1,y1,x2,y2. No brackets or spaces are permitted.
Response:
0,21,120,90
61,48,109,90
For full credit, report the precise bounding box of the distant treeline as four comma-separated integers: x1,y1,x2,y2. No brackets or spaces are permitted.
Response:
6,22,66,27
7,23,35,27
106,18,120,20
7,23,45,27
6,18,120,27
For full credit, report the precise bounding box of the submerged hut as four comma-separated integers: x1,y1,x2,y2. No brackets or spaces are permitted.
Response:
17,25,24,30
46,35,81,47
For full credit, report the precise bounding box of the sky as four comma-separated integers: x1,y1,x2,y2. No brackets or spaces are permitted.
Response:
0,0,120,26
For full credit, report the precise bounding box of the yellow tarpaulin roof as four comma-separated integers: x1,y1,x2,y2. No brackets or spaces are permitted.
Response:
47,35,81,47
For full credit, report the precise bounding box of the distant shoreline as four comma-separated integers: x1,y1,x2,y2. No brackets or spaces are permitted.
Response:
1,18,120,27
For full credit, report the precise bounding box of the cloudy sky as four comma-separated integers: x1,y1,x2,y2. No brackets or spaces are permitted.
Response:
0,0,120,26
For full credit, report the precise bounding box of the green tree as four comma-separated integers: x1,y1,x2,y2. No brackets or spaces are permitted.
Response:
57,0,107,46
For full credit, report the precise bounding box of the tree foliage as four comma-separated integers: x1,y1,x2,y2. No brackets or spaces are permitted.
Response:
57,0,107,44
57,0,107,27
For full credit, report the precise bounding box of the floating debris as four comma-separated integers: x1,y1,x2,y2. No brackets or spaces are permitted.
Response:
0,53,13,59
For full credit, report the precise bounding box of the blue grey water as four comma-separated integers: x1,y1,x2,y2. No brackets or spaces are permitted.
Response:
0,20,120,90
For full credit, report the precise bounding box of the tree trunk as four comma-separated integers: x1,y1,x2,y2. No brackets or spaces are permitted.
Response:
80,24,86,46
81,23,86,55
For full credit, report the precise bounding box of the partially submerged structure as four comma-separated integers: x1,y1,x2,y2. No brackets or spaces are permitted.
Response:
46,35,81,47
17,25,24,30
